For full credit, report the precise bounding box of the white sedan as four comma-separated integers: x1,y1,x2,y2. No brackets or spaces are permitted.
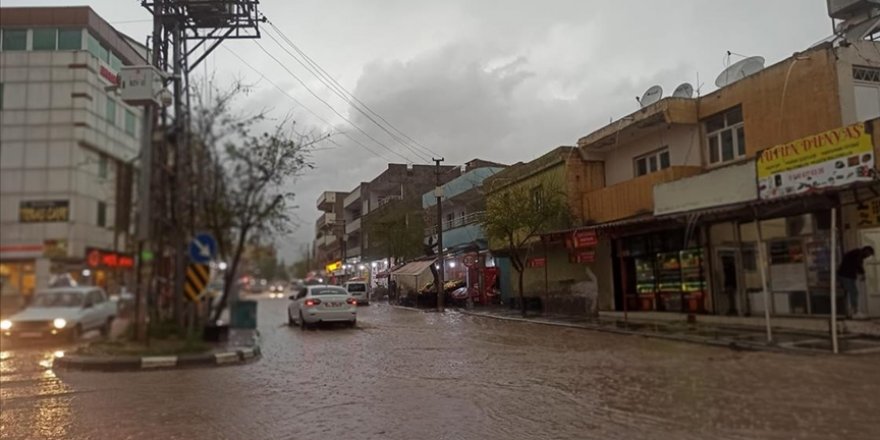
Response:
1,287,116,341
287,285,357,329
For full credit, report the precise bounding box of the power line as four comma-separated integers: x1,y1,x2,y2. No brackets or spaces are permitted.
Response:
253,39,419,164
261,27,430,163
263,22,436,160
262,20,441,160
222,47,391,162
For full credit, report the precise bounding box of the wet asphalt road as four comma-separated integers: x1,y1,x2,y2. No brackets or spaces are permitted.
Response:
2,296,879,440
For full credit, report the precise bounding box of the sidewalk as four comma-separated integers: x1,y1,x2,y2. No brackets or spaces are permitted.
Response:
599,310,880,337
458,307,880,355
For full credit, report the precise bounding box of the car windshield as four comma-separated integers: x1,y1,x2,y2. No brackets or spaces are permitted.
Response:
310,288,347,296
32,291,84,308
347,284,367,292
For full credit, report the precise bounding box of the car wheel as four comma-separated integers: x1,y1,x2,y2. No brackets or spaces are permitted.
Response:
287,310,295,327
348,319,357,328
100,318,113,337
299,312,308,331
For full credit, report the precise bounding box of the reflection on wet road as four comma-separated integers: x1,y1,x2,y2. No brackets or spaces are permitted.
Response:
2,299,879,440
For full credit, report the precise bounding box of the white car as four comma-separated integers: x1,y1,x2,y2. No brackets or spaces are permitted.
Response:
1,287,116,341
343,281,370,305
287,285,357,329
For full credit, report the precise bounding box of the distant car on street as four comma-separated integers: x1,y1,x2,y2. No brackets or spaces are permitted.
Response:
1,287,116,341
343,281,370,305
268,282,286,298
287,285,356,329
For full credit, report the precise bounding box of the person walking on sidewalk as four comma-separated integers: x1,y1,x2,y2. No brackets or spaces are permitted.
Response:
838,246,874,318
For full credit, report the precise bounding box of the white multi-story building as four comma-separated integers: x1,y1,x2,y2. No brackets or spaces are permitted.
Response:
0,7,146,303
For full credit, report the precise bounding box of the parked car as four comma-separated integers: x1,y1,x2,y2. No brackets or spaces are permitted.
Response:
0,287,116,341
287,285,357,329
343,281,370,305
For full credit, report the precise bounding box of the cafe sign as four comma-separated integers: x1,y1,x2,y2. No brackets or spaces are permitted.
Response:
757,122,874,200
19,200,69,223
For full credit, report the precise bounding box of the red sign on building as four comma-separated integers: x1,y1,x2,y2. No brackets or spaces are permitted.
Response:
526,257,546,268
570,250,596,264
99,66,119,85
86,248,135,269
569,229,598,249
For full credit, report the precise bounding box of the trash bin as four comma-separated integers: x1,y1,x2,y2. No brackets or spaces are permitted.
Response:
230,300,257,329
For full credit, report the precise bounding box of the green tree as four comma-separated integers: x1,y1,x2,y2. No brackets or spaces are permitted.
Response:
482,179,570,316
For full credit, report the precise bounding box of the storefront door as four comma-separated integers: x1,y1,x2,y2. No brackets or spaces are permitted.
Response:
713,248,741,316
860,227,880,317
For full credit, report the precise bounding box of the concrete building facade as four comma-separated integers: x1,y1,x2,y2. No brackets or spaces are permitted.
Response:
1,7,146,305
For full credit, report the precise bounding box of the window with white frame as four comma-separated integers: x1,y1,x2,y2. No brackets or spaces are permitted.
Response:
634,148,670,177
704,106,745,166
853,66,880,122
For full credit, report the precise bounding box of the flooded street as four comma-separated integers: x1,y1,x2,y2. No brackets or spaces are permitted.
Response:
2,298,879,440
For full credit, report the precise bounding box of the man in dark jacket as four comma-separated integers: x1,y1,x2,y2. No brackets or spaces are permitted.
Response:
838,246,874,317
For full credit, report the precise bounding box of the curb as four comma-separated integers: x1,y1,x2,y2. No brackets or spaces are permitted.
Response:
458,310,817,355
54,332,262,372
389,305,429,313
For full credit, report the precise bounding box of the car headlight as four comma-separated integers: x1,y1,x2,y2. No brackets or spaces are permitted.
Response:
53,318,67,329
0,320,11,330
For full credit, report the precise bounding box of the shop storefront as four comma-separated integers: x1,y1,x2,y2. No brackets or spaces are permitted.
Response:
706,207,839,317
613,226,707,313
652,121,879,318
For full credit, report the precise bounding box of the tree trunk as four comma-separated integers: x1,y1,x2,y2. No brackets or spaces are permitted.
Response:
429,263,440,306
518,269,526,317
212,226,248,323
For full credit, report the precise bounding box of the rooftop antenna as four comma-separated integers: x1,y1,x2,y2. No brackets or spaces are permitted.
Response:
639,85,663,108
715,56,765,88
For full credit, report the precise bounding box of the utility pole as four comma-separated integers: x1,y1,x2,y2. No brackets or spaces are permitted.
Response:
433,158,445,312
305,243,311,275
138,0,263,331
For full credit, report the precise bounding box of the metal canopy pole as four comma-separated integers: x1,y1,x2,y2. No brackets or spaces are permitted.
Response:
830,207,839,354
754,218,773,344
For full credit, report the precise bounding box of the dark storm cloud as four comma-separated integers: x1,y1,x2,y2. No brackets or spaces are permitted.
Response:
6,0,834,260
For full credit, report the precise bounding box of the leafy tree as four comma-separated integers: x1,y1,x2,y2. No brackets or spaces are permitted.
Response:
482,179,570,316
192,81,319,322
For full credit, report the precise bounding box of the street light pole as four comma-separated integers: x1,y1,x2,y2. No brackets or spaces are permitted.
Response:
433,158,445,312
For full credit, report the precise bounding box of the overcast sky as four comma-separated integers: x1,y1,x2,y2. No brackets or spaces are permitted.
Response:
14,0,833,262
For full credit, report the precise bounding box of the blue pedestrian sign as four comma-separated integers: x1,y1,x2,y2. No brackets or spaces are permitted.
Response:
188,232,217,264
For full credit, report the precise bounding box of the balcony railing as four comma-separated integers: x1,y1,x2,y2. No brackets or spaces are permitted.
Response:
345,217,362,235
317,191,337,211
425,211,485,236
344,186,361,208
582,166,702,223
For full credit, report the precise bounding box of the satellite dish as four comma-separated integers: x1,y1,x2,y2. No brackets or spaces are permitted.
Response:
639,85,663,108
715,56,765,88
672,82,694,98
